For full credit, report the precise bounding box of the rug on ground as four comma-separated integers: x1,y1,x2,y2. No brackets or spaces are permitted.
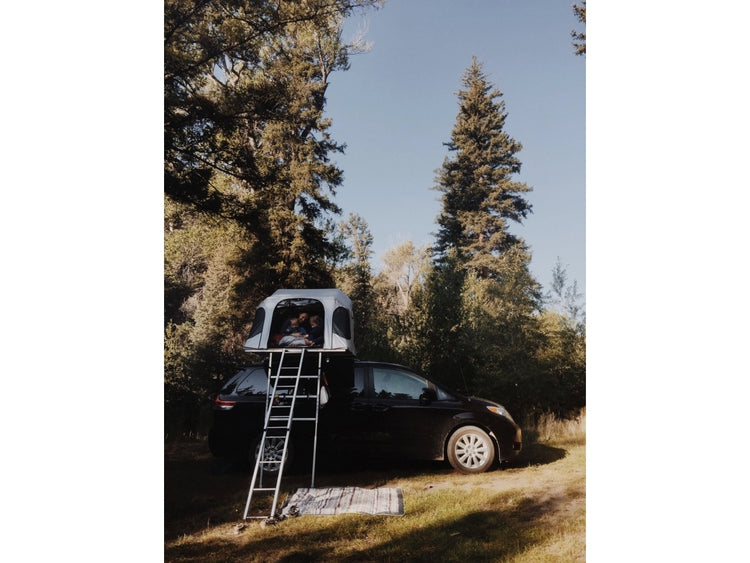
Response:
280,487,404,517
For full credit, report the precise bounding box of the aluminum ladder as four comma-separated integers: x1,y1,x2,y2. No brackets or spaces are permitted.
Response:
242,348,322,521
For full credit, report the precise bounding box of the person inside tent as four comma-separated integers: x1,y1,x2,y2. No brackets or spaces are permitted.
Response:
278,316,308,347
304,315,324,347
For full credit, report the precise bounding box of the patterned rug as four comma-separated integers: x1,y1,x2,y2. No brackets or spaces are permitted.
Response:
280,487,404,517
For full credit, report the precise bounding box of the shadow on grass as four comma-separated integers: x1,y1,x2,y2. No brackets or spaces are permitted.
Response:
165,439,571,543
166,487,584,562
506,442,568,468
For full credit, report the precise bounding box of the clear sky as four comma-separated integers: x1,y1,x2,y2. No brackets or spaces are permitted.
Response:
325,0,586,297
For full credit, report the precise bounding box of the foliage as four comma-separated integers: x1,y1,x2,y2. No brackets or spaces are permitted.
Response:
409,57,568,417
377,241,430,316
433,57,533,279
165,17,586,436
333,213,379,357
165,0,380,218
548,257,585,328
368,241,431,364
164,1,383,435
572,1,586,56
164,196,258,435
408,251,468,384
532,311,586,417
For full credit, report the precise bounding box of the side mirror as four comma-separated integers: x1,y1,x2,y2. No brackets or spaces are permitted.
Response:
419,387,437,405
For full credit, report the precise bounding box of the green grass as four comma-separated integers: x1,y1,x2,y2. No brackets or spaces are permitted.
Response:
165,410,585,562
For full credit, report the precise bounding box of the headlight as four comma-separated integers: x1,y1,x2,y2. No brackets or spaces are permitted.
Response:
486,405,513,421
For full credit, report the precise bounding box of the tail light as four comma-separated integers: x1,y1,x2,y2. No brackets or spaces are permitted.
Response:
213,396,236,410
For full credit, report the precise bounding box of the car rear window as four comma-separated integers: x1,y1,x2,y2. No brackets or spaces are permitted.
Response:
222,367,267,396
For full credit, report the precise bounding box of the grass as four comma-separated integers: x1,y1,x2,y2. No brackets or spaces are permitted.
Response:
165,410,585,562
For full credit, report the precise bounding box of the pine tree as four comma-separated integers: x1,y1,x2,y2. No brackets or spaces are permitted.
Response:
434,57,533,279
236,12,350,288
421,58,544,401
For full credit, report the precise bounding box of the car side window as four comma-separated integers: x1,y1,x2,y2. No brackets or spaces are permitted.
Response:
234,368,267,396
372,367,428,400
329,365,366,399
353,366,365,396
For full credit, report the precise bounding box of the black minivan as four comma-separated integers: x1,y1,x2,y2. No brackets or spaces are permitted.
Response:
208,359,522,474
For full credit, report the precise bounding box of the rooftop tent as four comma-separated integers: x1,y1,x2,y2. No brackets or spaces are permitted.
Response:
243,289,356,355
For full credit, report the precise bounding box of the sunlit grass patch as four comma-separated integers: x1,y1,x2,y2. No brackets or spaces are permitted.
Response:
527,408,586,446
165,414,586,562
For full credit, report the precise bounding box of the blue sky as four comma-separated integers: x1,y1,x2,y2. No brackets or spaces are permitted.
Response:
325,0,586,297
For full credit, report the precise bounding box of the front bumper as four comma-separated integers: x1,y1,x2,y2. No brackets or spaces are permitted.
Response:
512,426,522,454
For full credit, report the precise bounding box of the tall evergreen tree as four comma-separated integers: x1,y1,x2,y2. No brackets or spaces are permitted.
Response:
433,57,533,279
234,12,349,289
419,58,545,406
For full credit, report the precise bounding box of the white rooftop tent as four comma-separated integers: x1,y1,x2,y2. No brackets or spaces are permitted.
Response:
243,289,356,355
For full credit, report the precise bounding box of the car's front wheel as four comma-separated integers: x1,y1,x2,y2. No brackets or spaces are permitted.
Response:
447,425,496,474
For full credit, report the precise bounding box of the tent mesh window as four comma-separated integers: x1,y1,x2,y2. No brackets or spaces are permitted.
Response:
248,308,265,339
332,306,351,339
268,298,325,348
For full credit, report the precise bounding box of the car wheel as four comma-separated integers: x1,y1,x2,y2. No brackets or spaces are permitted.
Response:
253,435,294,474
447,425,496,474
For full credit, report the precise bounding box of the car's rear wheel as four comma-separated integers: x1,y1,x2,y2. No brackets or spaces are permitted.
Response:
447,425,496,474
253,435,294,474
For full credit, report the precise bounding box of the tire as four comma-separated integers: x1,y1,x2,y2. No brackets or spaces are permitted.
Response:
447,425,496,474
253,435,294,474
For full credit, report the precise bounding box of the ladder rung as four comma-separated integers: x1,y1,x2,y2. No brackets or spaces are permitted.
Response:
244,348,322,522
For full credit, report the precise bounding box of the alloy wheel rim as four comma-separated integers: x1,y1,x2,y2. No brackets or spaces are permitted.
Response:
456,433,489,468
